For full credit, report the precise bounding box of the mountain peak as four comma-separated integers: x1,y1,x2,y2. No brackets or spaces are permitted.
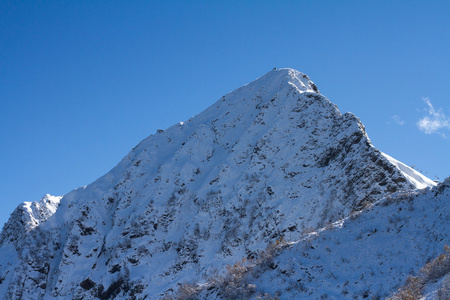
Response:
236,68,319,97
268,68,319,92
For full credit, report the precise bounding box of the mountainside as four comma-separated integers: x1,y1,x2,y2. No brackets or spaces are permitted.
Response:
0,69,437,299
192,178,449,299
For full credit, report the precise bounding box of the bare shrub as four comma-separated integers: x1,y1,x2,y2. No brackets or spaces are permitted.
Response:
170,237,287,299
388,245,450,300
381,191,417,208
359,201,373,210
221,237,286,298
175,281,198,300
256,238,285,269
204,268,223,288
348,211,361,221
388,276,422,300
301,227,316,235
219,257,255,299
255,292,280,300
324,221,334,230
420,245,450,282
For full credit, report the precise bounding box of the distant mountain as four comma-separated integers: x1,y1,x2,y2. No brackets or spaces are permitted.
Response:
0,69,438,299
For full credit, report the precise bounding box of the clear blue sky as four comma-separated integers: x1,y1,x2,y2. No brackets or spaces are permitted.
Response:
1,1,450,228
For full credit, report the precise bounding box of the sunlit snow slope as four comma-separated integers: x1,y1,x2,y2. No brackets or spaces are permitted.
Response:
205,178,448,299
381,152,437,189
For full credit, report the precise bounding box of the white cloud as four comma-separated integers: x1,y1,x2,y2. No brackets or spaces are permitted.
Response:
417,98,450,137
391,115,405,126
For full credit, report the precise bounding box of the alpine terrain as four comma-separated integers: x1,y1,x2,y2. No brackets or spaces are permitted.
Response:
0,69,447,299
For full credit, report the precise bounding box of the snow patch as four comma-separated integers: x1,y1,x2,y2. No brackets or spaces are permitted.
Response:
381,152,437,189
22,194,62,231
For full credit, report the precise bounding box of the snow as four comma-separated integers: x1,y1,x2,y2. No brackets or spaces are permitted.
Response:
421,274,450,299
0,68,441,299
381,152,437,189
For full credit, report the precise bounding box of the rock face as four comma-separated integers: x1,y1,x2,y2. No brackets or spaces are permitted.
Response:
0,69,436,299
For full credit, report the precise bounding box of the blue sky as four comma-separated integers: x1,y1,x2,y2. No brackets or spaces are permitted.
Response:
1,1,450,228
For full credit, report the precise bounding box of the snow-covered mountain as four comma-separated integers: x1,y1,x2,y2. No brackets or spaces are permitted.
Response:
0,69,439,299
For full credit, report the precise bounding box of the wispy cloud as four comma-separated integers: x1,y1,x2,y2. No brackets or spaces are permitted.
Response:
390,115,405,126
417,97,450,137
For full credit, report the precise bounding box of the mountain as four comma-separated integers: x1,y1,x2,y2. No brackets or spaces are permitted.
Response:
0,69,438,299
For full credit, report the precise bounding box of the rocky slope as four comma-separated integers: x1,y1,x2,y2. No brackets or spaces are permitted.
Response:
192,178,449,299
0,69,436,299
